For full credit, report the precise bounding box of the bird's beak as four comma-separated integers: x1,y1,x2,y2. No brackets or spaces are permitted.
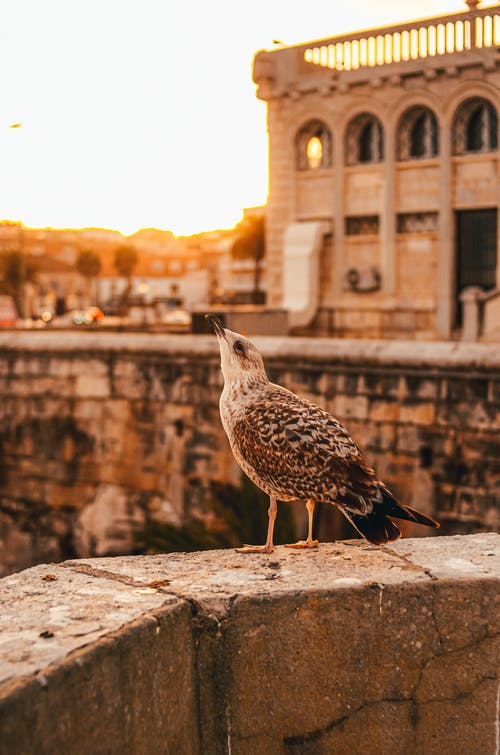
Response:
205,314,226,339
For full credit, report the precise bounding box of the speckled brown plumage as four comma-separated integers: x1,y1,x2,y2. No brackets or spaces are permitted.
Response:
206,315,439,552
232,385,375,507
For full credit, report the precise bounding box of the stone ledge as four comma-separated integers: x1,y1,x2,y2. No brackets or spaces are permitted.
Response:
0,534,498,754
0,331,499,370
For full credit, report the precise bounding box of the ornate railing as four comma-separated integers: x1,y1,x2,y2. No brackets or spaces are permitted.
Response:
303,4,500,71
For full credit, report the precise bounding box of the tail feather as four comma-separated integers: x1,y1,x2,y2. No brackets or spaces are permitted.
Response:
378,486,440,529
340,486,439,546
345,509,401,545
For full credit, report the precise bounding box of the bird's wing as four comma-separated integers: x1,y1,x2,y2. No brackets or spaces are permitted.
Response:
232,387,378,511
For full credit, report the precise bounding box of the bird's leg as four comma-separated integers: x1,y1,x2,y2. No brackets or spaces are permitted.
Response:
236,496,277,554
286,499,319,549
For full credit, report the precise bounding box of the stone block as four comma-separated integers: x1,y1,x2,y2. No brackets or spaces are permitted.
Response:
46,359,73,378
396,424,422,453
75,374,110,398
437,401,498,430
338,419,378,450
341,373,363,396
12,356,49,377
405,376,439,400
369,399,399,422
0,565,197,755
73,399,105,421
4,376,74,398
68,358,109,378
447,377,489,402
378,422,396,451
74,484,145,558
363,373,401,398
112,359,149,399
332,394,369,421
399,402,436,426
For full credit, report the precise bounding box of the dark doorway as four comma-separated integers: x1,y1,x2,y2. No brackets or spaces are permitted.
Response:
455,209,497,326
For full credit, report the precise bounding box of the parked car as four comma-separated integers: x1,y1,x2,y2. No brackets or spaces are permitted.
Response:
71,307,104,326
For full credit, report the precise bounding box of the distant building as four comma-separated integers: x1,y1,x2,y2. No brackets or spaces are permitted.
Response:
96,246,211,309
253,1,500,340
0,220,264,315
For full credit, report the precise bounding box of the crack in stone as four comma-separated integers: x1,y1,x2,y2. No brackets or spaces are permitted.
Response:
283,675,497,750
61,562,237,622
410,630,498,703
428,579,444,654
283,697,408,748
380,546,436,578
62,562,140,586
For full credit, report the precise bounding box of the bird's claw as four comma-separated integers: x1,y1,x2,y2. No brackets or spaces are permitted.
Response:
235,544,274,554
285,539,319,549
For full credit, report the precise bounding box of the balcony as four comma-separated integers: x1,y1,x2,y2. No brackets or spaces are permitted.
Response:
254,2,500,99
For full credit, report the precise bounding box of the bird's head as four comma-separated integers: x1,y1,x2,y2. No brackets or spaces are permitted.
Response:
205,314,268,389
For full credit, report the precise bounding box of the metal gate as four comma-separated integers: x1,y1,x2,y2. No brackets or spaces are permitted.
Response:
455,208,498,325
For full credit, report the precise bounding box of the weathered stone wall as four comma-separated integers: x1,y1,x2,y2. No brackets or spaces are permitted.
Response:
0,534,498,754
0,332,498,575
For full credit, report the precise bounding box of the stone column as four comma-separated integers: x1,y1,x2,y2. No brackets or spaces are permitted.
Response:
332,118,344,299
436,120,454,337
459,286,482,341
381,122,396,295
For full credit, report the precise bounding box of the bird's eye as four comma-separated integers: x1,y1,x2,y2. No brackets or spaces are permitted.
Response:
233,340,245,356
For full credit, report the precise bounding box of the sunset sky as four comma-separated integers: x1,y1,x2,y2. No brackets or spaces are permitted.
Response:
1,0,472,236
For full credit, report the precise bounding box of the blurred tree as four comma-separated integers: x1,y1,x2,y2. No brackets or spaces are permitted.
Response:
0,250,37,317
231,214,265,304
114,244,138,300
76,249,102,303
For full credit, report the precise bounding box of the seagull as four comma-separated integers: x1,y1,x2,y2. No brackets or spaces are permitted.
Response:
206,315,439,554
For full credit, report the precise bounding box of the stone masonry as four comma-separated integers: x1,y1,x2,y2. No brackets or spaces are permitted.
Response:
0,533,498,754
0,332,498,575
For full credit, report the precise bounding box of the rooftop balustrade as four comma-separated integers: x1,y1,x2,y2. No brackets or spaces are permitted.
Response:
253,2,500,96
301,3,500,73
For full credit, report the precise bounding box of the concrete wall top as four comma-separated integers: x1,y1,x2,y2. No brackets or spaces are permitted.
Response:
0,534,498,754
1,331,499,370
1,534,498,685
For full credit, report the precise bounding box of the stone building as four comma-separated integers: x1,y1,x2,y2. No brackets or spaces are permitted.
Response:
253,1,500,340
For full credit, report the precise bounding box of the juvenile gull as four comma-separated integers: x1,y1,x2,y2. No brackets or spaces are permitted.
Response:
206,315,439,553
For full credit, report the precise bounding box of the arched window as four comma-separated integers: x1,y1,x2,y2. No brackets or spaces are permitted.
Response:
397,106,439,160
345,113,384,165
296,120,332,170
453,98,498,155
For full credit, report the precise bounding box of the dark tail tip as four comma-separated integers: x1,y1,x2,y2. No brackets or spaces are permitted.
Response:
347,510,402,545
342,486,439,546
380,487,440,529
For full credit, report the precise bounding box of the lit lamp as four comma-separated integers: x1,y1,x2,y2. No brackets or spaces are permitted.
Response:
306,136,323,169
